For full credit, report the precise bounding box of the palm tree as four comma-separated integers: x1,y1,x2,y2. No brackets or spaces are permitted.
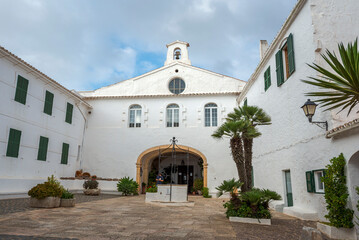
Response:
302,39,359,115
212,120,252,192
227,106,271,190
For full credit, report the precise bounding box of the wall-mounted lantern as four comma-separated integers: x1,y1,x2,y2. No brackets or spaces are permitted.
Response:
301,99,328,131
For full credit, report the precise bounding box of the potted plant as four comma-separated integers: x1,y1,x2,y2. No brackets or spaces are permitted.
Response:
28,175,62,208
317,154,356,239
60,189,75,207
218,179,281,225
190,187,196,195
117,177,139,196
141,182,146,194
83,179,100,195
193,178,203,195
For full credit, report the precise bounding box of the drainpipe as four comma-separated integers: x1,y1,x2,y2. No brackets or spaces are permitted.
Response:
75,102,89,170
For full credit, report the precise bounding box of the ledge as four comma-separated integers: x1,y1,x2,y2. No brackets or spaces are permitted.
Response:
283,206,318,221
229,217,271,225
326,118,359,138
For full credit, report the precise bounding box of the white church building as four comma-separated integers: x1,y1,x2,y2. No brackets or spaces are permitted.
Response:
1,0,359,229
0,40,245,196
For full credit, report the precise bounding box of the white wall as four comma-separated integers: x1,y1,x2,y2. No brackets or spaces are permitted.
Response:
81,94,240,193
0,56,88,194
239,0,359,221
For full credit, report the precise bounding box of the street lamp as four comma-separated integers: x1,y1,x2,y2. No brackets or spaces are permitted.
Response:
301,99,328,131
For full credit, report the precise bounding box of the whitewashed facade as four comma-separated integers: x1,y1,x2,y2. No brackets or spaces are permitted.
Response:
80,41,246,193
0,41,245,195
0,46,91,196
237,0,359,222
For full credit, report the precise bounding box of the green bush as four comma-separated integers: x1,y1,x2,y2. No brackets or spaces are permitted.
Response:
146,184,157,193
61,189,74,199
117,177,139,196
83,180,99,189
28,175,63,199
223,188,281,219
216,178,243,198
193,178,204,192
202,187,212,198
322,153,354,228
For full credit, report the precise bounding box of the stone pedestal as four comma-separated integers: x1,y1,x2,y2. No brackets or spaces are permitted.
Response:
83,188,101,195
145,184,188,203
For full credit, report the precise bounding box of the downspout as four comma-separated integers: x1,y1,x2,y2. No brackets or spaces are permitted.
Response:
76,102,89,170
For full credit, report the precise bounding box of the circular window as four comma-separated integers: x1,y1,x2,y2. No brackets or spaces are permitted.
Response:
169,78,185,94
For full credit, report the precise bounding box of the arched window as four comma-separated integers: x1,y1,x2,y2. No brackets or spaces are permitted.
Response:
169,78,185,94
173,48,181,60
129,105,142,128
167,104,179,127
204,103,217,127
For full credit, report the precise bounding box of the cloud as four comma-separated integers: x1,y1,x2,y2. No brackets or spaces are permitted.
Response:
0,0,297,90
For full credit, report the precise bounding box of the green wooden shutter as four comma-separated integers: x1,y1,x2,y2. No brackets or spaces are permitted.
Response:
287,33,295,75
275,50,284,86
14,75,29,104
61,143,69,164
6,128,22,158
264,67,271,91
65,103,73,124
305,171,315,193
37,136,49,161
43,91,54,115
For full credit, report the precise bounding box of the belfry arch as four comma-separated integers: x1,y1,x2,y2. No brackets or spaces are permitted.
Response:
136,145,208,192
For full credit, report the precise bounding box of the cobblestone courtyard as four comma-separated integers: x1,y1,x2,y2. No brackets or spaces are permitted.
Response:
0,195,316,239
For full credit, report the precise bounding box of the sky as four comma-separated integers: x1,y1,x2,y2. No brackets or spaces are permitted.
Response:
0,0,298,91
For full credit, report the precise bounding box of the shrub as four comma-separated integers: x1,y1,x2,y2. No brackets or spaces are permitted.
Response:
193,178,204,192
61,189,74,199
216,178,243,198
117,177,139,196
83,179,99,189
322,153,354,228
146,184,157,193
223,188,281,219
28,176,63,199
202,187,212,198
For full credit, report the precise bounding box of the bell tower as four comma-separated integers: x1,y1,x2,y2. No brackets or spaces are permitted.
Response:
164,40,191,66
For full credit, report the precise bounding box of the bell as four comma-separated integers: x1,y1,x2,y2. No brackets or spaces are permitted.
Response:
175,51,181,60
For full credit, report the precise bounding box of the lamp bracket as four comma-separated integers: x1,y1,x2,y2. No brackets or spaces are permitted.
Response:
311,121,328,131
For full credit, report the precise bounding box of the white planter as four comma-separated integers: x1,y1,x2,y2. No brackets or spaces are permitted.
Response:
317,222,356,240
229,216,271,225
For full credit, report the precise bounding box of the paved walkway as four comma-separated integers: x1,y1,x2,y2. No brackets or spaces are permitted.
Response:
0,195,316,239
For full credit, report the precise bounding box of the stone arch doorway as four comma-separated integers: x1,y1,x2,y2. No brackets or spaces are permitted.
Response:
136,145,208,193
348,151,359,212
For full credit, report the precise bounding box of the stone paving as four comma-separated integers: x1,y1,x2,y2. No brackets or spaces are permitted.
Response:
0,195,316,239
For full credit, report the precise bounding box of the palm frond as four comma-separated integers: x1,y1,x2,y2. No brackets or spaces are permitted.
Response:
302,39,359,115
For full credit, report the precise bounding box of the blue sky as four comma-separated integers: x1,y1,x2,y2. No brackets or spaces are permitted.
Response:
0,0,298,91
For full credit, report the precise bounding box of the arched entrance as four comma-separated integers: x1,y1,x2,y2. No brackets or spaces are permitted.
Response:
136,145,208,193
348,151,359,213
